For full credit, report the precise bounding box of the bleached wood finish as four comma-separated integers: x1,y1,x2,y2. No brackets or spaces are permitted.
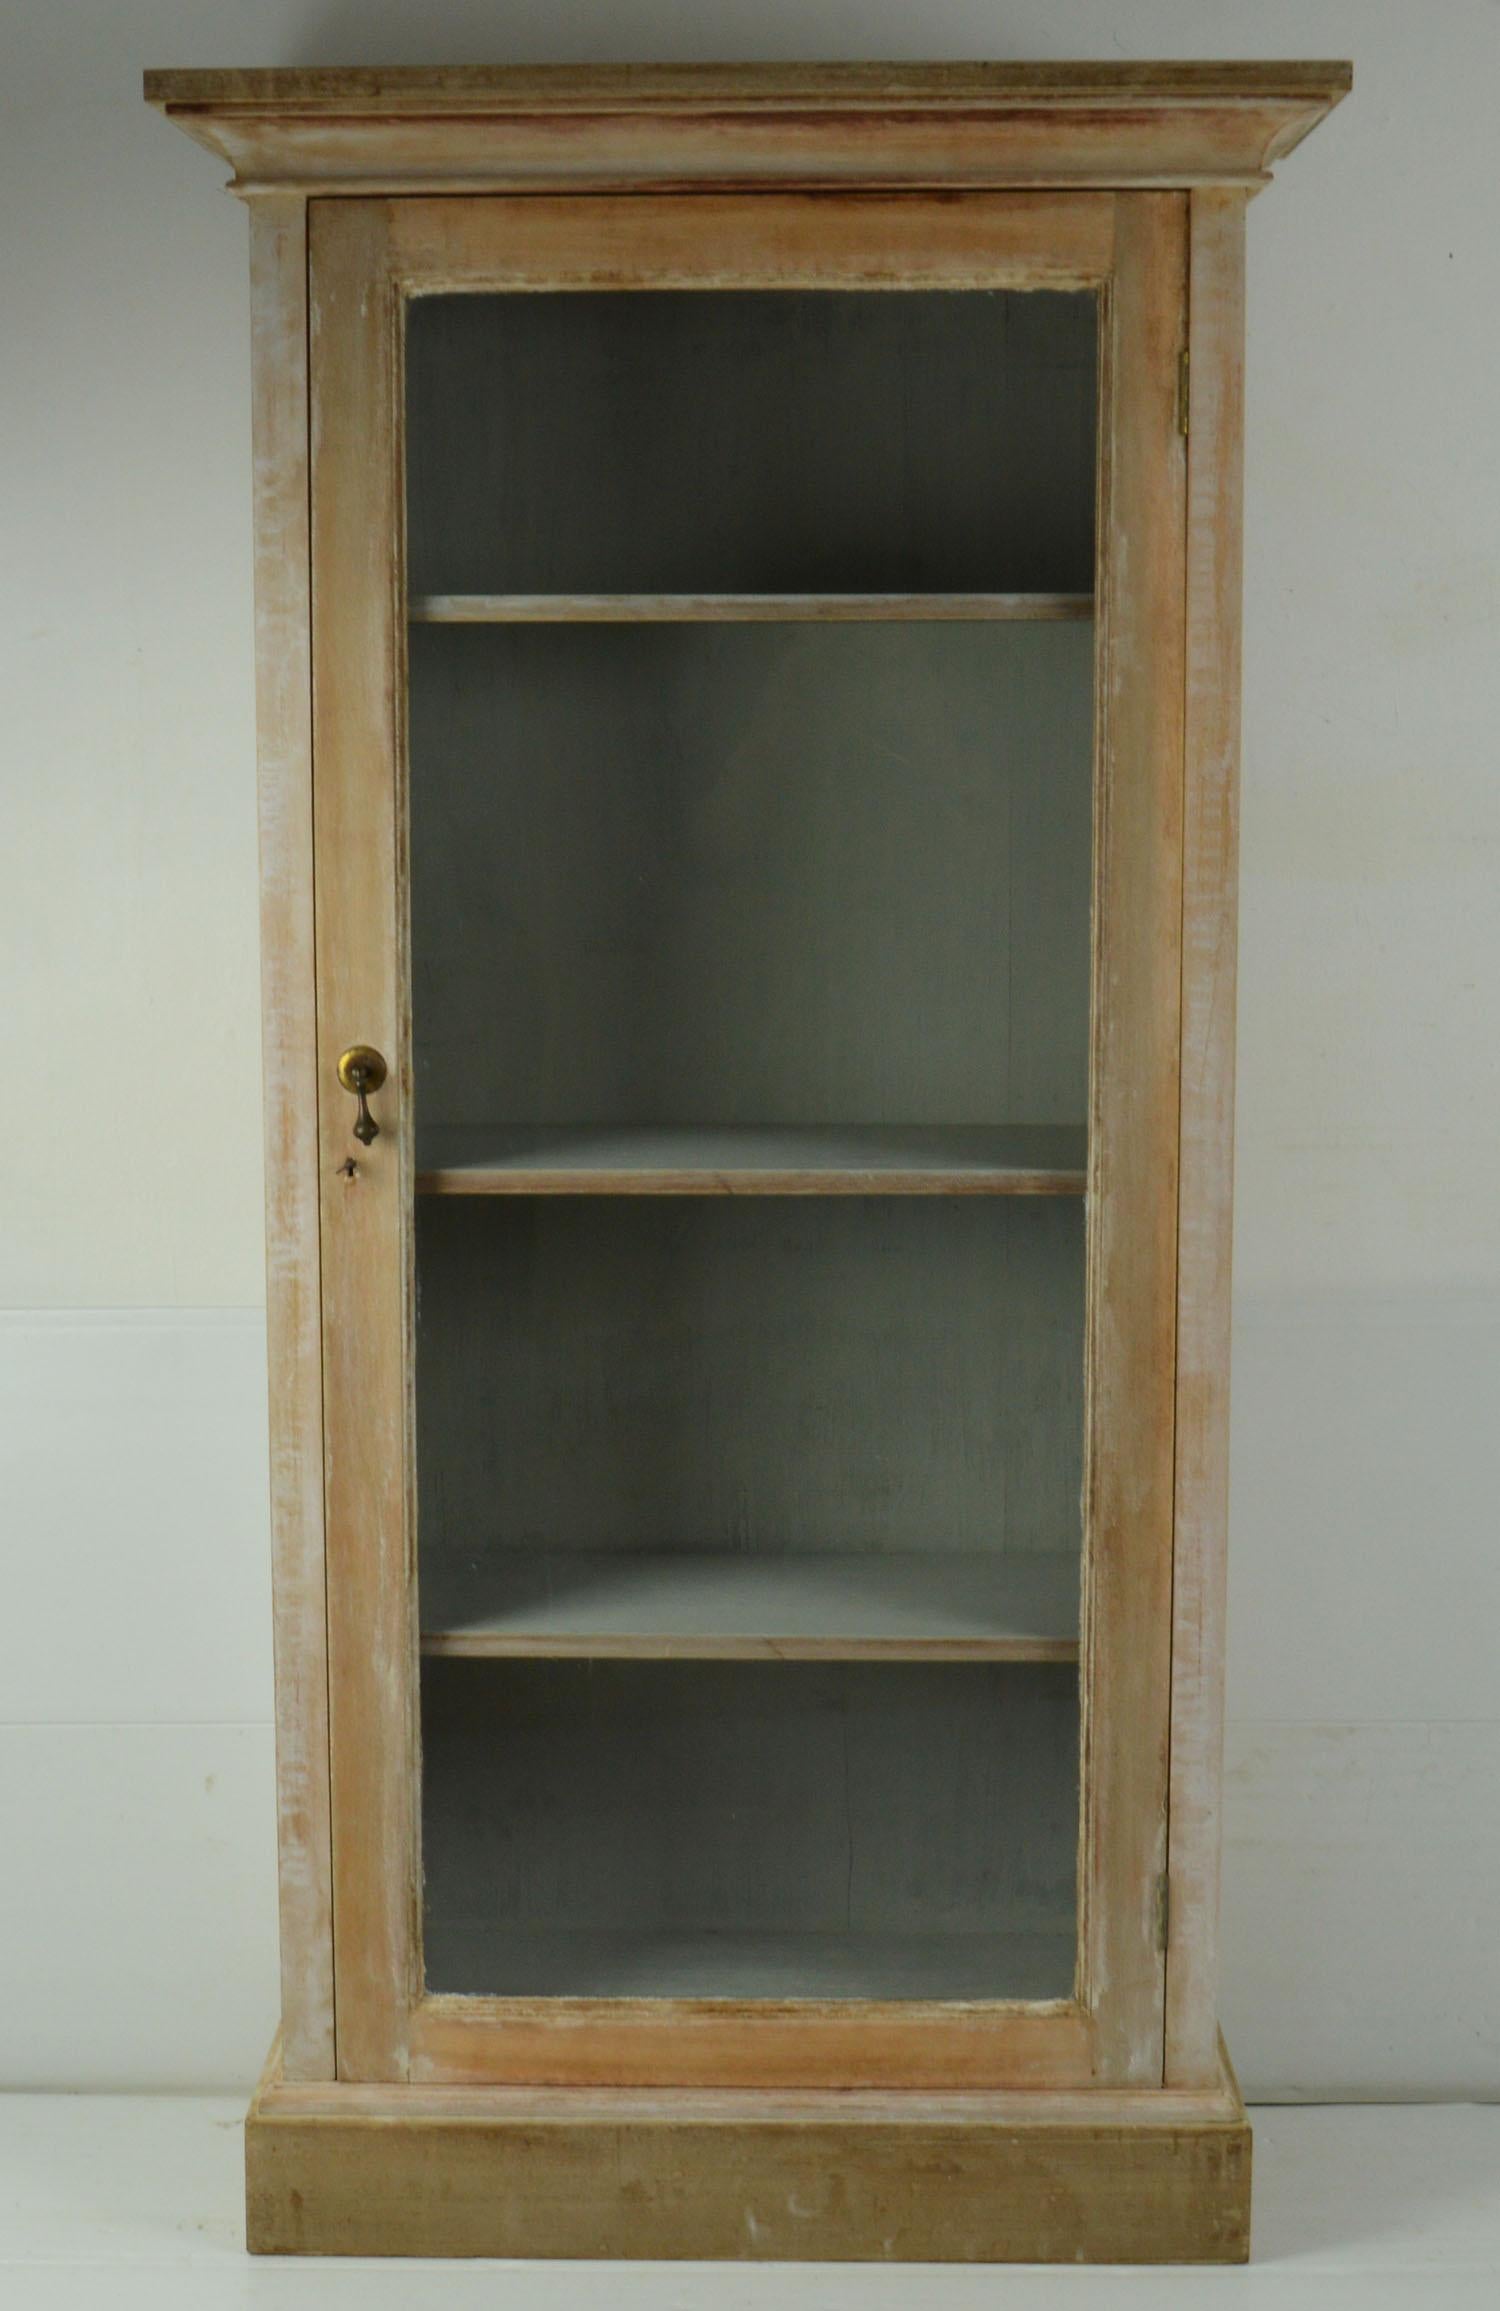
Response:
409,592,1094,623
145,61,1347,200
1166,188,1248,2089
245,2035,1251,2260
409,1994,1093,2092
419,1548,1079,1661
387,187,1115,291
414,1124,1088,1197
151,53,1348,2265
248,198,334,2083
313,187,1146,2094
308,199,416,2082
318,188,1177,2095
1077,193,1186,2084
261,2041,1247,2124
145,60,1349,111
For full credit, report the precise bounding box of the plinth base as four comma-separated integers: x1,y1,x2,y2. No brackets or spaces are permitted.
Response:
246,2037,1250,2261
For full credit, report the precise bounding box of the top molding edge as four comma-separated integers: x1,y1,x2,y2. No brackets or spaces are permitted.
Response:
145,60,1351,197
144,62,1354,113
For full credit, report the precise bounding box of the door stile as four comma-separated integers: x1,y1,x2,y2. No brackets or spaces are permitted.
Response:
1080,191,1188,2083
249,192,336,2082
309,197,420,2082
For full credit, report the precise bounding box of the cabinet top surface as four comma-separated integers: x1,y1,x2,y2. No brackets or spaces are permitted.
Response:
145,61,1349,197
145,61,1351,112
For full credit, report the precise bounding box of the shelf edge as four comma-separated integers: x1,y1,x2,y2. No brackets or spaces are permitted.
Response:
409,592,1096,625
419,1632,1081,1662
415,1168,1088,1197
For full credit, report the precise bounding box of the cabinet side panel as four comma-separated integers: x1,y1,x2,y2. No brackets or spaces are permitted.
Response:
1083,193,1186,2082
1166,189,1246,2087
309,198,417,2079
250,196,334,2081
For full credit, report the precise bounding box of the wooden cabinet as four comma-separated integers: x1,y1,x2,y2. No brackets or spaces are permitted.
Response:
150,61,1347,2262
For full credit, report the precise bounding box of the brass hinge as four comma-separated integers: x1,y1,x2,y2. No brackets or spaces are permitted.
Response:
1177,347,1191,438
1154,1871,1171,1953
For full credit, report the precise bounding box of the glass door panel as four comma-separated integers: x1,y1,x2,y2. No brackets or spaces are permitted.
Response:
405,288,1095,595
403,283,1097,2006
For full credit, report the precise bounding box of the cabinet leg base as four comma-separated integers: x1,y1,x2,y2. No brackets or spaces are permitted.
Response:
245,2037,1250,2262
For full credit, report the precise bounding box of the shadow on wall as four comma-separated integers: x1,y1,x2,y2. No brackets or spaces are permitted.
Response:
283,0,1053,68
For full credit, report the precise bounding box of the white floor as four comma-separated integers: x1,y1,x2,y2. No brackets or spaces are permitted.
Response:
1,2098,1497,2306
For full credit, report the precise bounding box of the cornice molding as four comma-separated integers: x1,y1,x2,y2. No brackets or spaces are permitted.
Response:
145,62,1351,198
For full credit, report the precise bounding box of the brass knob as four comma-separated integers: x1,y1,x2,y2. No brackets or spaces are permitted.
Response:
337,1045,388,1145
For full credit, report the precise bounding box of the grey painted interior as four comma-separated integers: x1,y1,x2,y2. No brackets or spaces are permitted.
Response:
407,285,1097,2003
421,1660,1079,1999
419,1548,1079,1653
405,289,1097,596
414,1123,1088,1187
415,1197,1085,1574
408,621,1095,1133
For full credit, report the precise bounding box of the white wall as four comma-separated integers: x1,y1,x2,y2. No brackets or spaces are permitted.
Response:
3,1,1496,2095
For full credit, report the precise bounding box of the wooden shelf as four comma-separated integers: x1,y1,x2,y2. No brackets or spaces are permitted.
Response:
409,591,1094,624
415,1124,1087,1197
423,1926,1076,2002
419,1548,1080,1661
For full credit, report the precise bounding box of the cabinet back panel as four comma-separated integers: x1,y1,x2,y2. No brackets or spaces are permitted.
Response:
408,621,1094,1130
406,290,1096,596
421,1659,1079,2000
415,1197,1084,1567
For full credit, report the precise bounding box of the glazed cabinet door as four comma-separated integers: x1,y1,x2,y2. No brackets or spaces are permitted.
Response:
308,191,1186,2087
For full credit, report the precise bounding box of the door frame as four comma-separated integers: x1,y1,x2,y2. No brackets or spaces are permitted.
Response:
306,188,1187,2087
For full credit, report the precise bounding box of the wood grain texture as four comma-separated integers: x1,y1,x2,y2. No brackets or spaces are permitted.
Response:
409,592,1094,623
414,1125,1088,1196
248,198,334,2083
313,187,1188,2097
1165,189,1247,2089
408,1994,1093,2091
308,190,1116,2098
153,109,1337,204
1080,194,1187,2083
145,61,1348,202
308,199,415,2082
387,192,1116,292
265,2062,1245,2126
146,61,1351,111
245,2039,1251,2259
147,43,1334,2246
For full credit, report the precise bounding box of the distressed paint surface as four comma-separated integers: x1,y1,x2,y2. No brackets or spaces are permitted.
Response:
1166,188,1247,2088
249,196,335,2082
